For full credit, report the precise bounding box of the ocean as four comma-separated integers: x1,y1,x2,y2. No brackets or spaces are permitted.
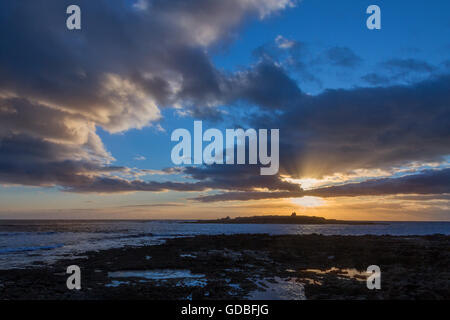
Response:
0,220,449,270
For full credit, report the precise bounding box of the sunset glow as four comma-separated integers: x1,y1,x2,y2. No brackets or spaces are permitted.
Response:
291,196,325,208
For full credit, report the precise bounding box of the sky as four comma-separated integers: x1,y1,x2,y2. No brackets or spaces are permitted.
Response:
0,0,449,220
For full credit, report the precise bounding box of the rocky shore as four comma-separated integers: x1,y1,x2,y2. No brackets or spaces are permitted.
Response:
0,234,449,300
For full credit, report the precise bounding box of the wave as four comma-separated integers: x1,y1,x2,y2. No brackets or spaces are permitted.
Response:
152,233,195,237
0,232,24,237
104,233,154,240
0,244,64,254
0,231,58,237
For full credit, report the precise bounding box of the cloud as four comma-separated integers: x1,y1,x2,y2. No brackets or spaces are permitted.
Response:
183,165,302,192
363,58,437,86
0,0,295,191
0,134,120,187
247,74,450,179
10,66,446,196
230,60,303,110
0,96,118,188
194,168,450,202
63,176,208,193
323,46,362,68
1,0,297,126
361,73,391,85
382,58,436,74
119,203,185,208
253,42,363,89
252,37,322,87
198,70,450,202
61,164,302,194
307,168,450,197
275,35,296,49
195,191,303,202
394,194,450,201
134,155,147,161
188,71,450,202
1,0,293,133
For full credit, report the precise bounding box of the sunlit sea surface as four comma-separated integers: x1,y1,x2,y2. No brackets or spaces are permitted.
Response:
0,220,449,269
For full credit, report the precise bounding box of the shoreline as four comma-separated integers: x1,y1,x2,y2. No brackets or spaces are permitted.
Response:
188,214,383,225
0,233,449,300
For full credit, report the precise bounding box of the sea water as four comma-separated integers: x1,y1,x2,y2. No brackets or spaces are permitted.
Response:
0,220,449,269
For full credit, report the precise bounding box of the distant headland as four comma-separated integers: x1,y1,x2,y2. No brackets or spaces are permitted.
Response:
191,213,379,225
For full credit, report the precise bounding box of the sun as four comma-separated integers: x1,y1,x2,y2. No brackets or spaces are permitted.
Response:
291,196,325,208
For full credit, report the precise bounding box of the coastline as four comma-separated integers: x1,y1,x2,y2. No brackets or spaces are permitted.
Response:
189,215,382,225
1,233,449,300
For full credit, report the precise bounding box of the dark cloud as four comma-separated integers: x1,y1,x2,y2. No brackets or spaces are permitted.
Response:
230,60,303,110
1,0,295,131
394,194,450,201
0,97,92,145
323,46,362,68
0,0,295,192
194,191,303,202
253,37,322,87
251,74,450,179
307,169,450,198
6,67,445,195
0,134,118,187
361,73,391,86
382,58,436,74
183,165,302,192
64,176,208,193
194,72,450,201
194,168,450,202
363,59,439,86
64,164,302,194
